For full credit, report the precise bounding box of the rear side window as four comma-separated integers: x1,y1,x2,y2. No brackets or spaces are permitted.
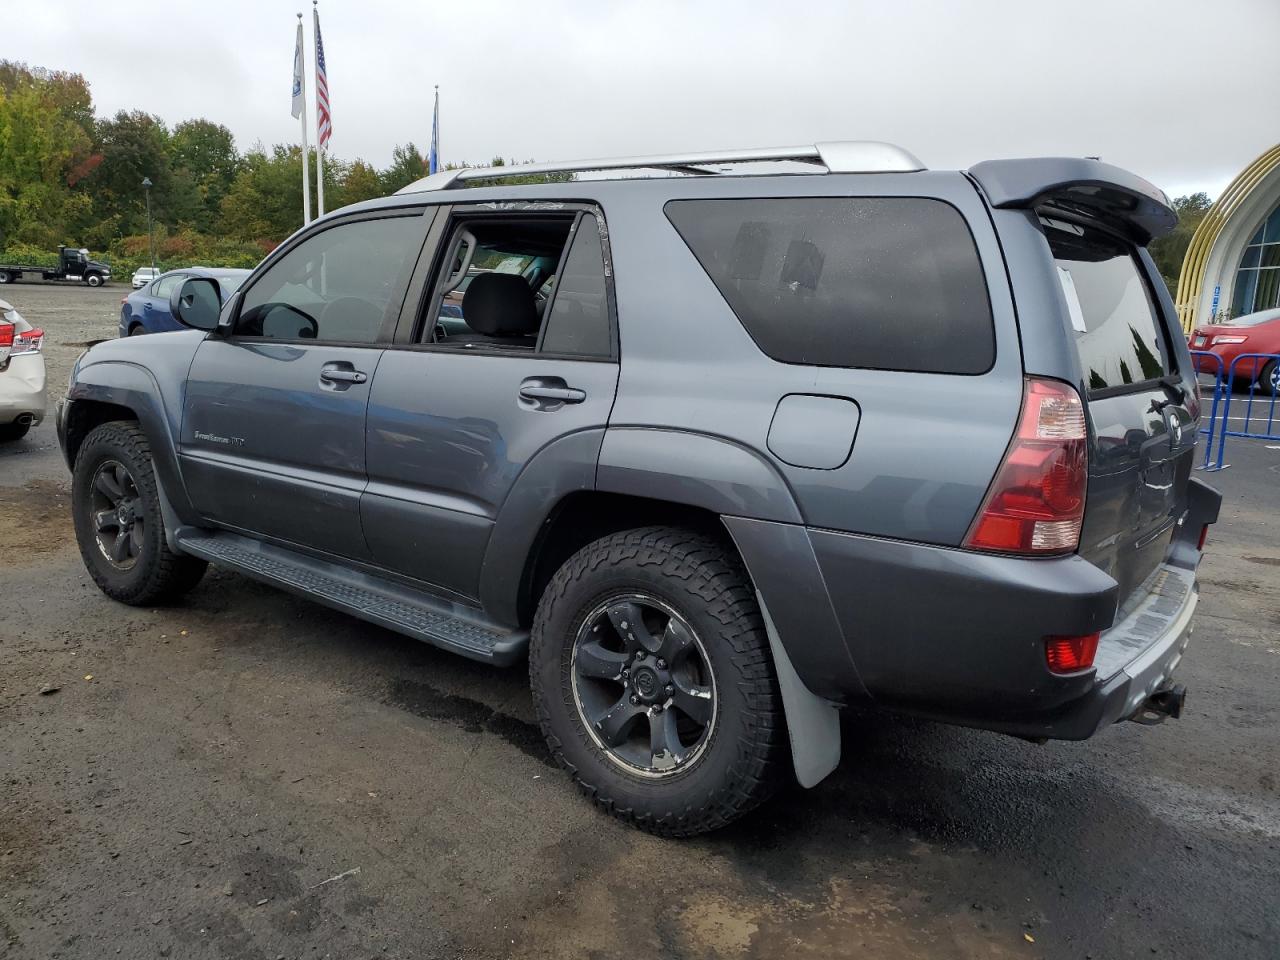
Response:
665,197,994,374
1044,219,1169,392
540,214,612,358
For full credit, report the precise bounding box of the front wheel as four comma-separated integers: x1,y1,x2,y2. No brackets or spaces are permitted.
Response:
85,273,103,287
72,421,207,605
530,527,787,836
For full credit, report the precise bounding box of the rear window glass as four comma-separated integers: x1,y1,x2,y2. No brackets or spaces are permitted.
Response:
541,214,612,358
1043,218,1169,391
665,197,994,374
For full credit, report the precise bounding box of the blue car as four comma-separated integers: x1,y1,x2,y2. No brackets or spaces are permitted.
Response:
119,267,251,337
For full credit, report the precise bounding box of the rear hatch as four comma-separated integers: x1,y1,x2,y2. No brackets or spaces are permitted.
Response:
1042,216,1196,607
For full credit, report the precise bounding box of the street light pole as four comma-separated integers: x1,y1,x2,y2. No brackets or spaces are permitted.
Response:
141,177,154,270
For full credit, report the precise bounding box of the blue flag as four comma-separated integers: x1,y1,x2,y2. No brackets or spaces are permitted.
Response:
429,88,439,175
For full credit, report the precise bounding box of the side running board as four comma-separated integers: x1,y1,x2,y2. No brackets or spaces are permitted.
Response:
175,531,527,665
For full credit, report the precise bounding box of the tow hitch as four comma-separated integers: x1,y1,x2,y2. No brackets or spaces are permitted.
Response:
1128,683,1187,725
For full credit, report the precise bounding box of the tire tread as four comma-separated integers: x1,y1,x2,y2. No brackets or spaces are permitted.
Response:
529,525,787,837
72,421,206,605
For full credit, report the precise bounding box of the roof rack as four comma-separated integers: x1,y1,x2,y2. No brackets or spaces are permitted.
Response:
396,140,925,194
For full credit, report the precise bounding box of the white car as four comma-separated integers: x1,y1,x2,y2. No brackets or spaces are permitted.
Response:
131,266,160,289
0,298,46,442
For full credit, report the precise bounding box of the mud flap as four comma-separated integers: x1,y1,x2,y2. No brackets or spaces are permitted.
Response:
757,593,841,788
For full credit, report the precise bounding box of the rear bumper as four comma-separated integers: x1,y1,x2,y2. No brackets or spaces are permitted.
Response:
744,479,1221,742
0,355,47,424
1087,565,1197,731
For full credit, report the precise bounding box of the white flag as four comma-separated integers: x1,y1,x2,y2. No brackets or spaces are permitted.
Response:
291,21,305,119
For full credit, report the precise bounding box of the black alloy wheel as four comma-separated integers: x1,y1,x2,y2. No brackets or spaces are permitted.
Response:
88,459,145,570
571,594,717,777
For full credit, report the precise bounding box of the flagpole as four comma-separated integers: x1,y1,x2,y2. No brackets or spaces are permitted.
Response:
429,85,439,175
295,13,312,225
313,1,325,216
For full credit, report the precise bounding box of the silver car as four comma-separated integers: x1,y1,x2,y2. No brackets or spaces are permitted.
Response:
0,298,46,442
131,266,160,289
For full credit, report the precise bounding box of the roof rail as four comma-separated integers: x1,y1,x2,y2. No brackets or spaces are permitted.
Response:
395,140,924,194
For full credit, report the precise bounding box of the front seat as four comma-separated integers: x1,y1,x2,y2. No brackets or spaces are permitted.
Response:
459,273,540,347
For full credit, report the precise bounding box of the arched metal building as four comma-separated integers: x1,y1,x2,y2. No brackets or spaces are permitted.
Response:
1175,143,1280,331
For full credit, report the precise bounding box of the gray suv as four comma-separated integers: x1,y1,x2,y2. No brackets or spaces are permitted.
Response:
57,141,1221,836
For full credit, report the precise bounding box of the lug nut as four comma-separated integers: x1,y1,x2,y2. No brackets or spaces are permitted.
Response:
652,704,663,713
664,683,674,695
656,658,667,669
635,650,646,660
630,695,640,705
621,668,630,679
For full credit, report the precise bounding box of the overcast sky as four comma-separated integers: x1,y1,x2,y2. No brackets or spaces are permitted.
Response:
11,0,1278,198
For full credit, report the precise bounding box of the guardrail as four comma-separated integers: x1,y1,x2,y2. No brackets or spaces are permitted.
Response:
1200,351,1280,471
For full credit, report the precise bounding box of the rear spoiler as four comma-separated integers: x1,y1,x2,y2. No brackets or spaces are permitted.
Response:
967,158,1177,245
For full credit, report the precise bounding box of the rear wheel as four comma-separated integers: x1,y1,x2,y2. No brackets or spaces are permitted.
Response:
1258,360,1280,398
0,270,10,284
0,420,30,442
72,421,207,605
529,527,787,836
128,324,146,337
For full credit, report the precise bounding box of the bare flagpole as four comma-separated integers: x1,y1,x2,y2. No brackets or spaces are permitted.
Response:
292,12,312,224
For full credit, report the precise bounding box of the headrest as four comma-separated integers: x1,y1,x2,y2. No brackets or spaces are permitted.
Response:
461,273,539,337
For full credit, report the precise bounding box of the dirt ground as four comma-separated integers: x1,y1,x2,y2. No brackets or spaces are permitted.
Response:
1,283,1278,959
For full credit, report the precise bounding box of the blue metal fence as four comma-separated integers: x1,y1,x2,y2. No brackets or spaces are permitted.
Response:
1190,350,1227,470
1196,351,1280,471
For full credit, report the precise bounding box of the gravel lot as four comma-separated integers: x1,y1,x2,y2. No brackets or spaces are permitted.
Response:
2,283,1278,959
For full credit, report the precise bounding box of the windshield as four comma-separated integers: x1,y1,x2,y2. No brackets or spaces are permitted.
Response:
216,275,248,296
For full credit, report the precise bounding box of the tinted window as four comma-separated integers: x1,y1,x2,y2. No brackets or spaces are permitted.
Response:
540,214,611,357
665,197,994,373
1044,219,1168,391
238,215,423,342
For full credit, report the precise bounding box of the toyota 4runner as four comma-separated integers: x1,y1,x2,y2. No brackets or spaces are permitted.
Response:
57,141,1221,835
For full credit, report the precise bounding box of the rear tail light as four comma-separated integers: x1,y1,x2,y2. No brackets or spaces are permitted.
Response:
1045,633,1099,673
1197,524,1209,551
0,323,13,350
12,327,44,355
965,377,1088,555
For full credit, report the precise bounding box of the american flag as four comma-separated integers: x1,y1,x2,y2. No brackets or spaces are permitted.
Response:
314,8,331,150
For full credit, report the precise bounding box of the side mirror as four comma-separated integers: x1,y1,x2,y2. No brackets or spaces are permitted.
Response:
170,277,222,331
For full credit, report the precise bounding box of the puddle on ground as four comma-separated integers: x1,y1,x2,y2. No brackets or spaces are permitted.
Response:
385,677,552,767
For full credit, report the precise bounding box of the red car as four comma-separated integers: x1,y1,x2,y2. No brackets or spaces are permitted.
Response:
1190,306,1280,394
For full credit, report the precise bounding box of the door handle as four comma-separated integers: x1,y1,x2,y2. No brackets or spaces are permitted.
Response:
319,365,368,385
519,379,586,405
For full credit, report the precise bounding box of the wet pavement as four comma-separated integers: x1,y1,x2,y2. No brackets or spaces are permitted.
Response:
1,284,1278,959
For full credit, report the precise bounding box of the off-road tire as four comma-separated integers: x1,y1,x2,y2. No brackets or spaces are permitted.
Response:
72,421,206,605
530,526,787,836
